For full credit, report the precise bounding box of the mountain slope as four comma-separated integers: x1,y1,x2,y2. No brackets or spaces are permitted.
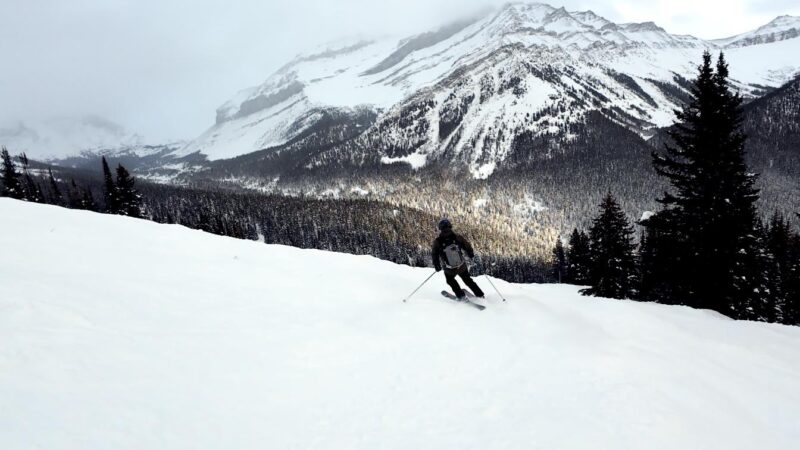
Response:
176,3,800,178
2,199,799,449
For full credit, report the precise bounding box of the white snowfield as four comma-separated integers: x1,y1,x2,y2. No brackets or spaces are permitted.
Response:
1,198,799,450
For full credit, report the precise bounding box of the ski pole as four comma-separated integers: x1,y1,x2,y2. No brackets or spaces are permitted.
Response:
402,270,437,303
484,275,507,302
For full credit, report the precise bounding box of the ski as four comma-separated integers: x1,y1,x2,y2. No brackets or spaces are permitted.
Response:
464,289,490,302
441,291,486,310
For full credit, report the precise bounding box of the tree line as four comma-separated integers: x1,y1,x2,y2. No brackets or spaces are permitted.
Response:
1,149,142,217
139,183,551,283
1,151,551,283
551,53,800,326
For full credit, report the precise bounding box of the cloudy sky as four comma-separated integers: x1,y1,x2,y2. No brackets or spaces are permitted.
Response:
1,0,798,142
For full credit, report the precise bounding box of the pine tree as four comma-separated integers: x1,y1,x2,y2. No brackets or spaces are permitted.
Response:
566,228,591,284
749,220,777,322
552,237,567,283
81,188,98,211
581,194,638,299
115,164,142,218
763,212,794,322
781,227,800,325
47,168,63,205
1,147,24,199
639,209,690,304
67,179,83,209
17,153,43,203
101,156,119,213
645,51,768,319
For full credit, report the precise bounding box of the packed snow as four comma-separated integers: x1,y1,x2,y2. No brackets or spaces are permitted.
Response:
2,198,800,450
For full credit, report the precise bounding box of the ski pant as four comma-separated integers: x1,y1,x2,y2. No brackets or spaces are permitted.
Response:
444,265,485,298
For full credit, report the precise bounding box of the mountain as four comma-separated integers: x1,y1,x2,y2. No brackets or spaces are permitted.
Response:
0,115,195,180
2,198,800,449
740,74,800,210
713,15,800,48
175,2,800,179
12,3,798,264
0,116,143,160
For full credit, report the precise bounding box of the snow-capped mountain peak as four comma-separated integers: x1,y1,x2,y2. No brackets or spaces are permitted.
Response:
569,10,613,30
713,14,800,48
176,2,800,177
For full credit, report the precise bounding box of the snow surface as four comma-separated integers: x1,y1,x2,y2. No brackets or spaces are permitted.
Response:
2,198,800,450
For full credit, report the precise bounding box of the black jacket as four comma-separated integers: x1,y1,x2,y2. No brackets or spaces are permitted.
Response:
432,230,475,271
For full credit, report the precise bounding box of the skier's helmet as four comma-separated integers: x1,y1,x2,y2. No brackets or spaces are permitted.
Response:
438,218,452,231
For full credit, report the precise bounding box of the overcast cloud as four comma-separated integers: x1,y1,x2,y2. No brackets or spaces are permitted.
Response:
1,0,798,142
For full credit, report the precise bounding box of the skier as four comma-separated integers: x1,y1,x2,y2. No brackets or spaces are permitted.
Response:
432,218,485,300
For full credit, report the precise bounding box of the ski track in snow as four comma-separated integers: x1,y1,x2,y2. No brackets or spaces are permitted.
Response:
1,199,799,450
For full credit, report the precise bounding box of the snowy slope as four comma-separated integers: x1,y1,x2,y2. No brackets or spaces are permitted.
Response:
713,15,800,48
177,2,800,173
2,198,799,450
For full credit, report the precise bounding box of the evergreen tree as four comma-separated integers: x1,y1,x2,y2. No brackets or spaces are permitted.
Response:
17,153,44,203
101,156,119,213
67,179,83,209
749,220,777,322
552,237,567,283
115,164,142,218
566,228,591,284
638,229,657,300
1,147,24,199
782,228,800,325
639,209,690,304
66,179,97,211
47,168,63,205
582,194,638,299
645,51,768,319
81,188,98,212
763,212,794,322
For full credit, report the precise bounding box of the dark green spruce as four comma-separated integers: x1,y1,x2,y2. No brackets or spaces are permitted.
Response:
47,168,63,205
101,156,119,213
581,194,638,299
565,228,592,285
643,51,769,319
1,147,24,199
552,237,567,283
115,164,142,218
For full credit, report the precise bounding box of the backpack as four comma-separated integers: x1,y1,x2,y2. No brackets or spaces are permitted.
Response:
442,240,466,269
